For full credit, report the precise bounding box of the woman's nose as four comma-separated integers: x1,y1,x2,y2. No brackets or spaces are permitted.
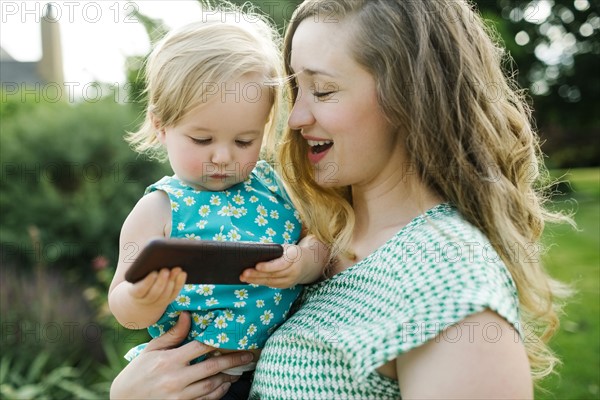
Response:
288,90,315,130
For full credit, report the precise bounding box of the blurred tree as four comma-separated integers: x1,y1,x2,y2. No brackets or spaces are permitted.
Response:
475,0,600,167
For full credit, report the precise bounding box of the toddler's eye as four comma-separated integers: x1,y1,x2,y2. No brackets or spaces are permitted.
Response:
191,137,211,145
236,140,253,148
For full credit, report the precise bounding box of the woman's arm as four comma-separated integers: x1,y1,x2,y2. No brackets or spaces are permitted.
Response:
110,312,254,400
396,310,533,399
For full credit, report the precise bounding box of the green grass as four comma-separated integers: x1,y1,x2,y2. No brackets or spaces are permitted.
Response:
536,168,600,399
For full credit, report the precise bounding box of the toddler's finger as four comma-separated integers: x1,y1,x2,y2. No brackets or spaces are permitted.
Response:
254,257,289,273
129,271,158,298
144,268,171,302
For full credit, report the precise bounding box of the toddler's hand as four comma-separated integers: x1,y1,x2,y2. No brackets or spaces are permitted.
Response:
240,245,307,288
128,267,187,307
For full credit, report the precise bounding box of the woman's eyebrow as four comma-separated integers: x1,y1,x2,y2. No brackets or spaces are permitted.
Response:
289,67,337,78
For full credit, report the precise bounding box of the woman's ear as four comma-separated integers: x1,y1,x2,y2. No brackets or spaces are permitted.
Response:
149,110,166,144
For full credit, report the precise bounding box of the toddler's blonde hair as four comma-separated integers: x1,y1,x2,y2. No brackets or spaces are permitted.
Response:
127,6,283,161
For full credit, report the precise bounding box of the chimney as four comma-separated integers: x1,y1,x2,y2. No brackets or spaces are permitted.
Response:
38,3,64,86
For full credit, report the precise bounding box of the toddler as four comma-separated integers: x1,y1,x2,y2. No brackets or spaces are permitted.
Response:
108,9,325,399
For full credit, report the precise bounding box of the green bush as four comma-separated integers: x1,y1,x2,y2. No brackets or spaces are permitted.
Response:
0,94,169,277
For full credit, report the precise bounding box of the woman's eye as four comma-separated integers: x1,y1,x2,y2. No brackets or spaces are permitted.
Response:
313,91,334,99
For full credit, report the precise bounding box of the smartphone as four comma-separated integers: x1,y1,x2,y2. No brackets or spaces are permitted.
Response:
124,239,284,284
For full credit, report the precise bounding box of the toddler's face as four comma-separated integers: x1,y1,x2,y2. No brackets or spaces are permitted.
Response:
157,73,272,191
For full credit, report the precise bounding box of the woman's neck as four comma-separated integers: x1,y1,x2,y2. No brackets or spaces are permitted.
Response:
347,170,442,260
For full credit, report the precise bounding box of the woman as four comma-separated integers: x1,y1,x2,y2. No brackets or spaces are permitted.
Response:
111,0,568,398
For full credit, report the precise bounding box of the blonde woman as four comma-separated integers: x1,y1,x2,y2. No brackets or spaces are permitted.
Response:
111,1,569,398
108,9,325,400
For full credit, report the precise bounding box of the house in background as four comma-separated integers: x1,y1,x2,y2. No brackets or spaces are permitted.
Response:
0,3,64,89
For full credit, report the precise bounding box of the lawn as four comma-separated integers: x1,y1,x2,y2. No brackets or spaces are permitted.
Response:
537,168,600,399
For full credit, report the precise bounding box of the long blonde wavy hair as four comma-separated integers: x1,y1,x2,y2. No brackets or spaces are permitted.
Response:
276,0,571,382
126,5,284,161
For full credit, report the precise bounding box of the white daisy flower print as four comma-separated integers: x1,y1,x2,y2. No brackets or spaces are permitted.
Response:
217,205,232,217
274,292,282,305
170,201,179,212
217,333,229,344
265,228,276,236
256,205,267,216
184,284,195,292
177,222,185,231
255,216,268,226
285,220,295,231
214,316,228,329
185,233,200,240
213,232,226,241
268,185,278,192
232,194,244,205
239,207,248,216
223,310,235,321
203,339,220,348
260,236,273,243
247,324,257,336
198,314,212,329
183,196,195,206
176,295,191,307
196,220,208,229
284,204,292,210
282,232,291,242
173,189,184,198
249,195,258,203
199,205,211,217
167,310,181,318
209,195,221,206
255,299,265,308
238,336,248,348
235,289,248,300
236,315,246,324
270,210,279,219
192,313,201,325
260,310,274,325
197,285,215,296
227,230,241,241
231,208,242,218
268,195,278,203
206,298,219,306
248,344,258,349
234,301,246,308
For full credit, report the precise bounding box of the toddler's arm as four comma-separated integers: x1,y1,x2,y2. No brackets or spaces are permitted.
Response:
108,191,187,329
240,234,328,288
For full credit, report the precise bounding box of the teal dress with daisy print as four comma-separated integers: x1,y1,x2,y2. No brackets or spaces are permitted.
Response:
125,161,302,361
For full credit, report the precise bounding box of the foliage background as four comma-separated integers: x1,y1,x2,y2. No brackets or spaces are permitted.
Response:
0,0,598,398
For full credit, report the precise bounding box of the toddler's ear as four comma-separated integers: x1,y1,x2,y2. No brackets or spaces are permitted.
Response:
149,109,166,142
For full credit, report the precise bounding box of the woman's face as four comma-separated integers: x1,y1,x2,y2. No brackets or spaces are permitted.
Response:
288,18,402,188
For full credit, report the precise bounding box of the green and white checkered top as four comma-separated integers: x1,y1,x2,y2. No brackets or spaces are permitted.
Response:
250,203,520,399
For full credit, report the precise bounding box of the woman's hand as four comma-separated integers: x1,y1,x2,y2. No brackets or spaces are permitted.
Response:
110,312,254,400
